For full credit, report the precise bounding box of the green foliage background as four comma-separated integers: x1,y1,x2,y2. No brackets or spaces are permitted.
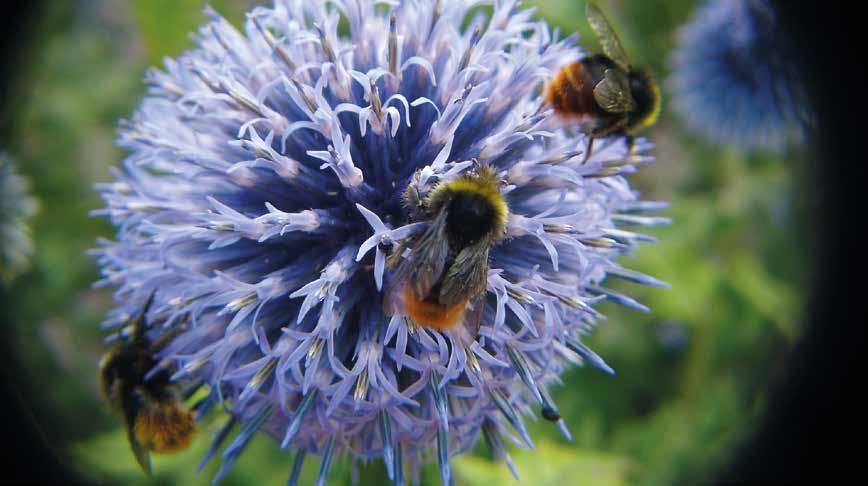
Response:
5,0,810,484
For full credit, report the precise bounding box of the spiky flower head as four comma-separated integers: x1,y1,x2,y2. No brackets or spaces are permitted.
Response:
1,155,38,285
667,0,810,151
92,0,665,483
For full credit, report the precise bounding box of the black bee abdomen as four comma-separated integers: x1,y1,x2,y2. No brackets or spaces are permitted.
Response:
446,193,497,247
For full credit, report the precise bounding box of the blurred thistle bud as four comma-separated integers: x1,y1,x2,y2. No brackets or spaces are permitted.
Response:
1,155,37,285
91,0,666,483
656,321,689,353
667,0,812,152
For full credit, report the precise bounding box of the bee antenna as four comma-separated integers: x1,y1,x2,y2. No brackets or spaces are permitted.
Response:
132,290,157,342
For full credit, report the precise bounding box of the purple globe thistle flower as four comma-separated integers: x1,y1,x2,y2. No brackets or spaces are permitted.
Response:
92,0,666,483
1,155,38,285
667,0,811,151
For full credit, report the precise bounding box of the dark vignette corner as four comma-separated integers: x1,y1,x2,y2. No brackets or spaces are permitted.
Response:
716,0,866,484
0,2,93,485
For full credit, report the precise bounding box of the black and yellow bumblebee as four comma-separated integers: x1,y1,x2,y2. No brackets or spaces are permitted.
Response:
384,165,508,341
98,293,195,473
545,3,660,138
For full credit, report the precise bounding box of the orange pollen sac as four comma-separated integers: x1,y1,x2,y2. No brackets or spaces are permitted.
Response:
404,286,467,330
133,401,196,453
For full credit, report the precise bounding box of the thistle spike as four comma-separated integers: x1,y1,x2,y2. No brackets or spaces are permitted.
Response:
369,80,383,118
388,12,399,78
538,385,572,441
555,419,573,442
214,404,274,484
458,25,483,72
316,25,337,64
602,227,658,243
436,421,451,486
250,14,296,72
350,459,360,486
281,391,318,448
315,437,336,486
587,285,651,313
565,337,616,375
379,411,395,480
606,266,671,288
505,344,543,403
620,201,670,213
239,358,277,403
291,78,318,113
192,390,218,420
578,236,625,249
394,441,405,486
286,450,306,486
488,388,534,449
430,374,449,429
611,214,672,227
482,419,520,480
197,418,236,473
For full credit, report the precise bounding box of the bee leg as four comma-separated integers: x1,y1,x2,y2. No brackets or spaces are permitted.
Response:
581,137,595,164
402,170,426,220
589,115,629,140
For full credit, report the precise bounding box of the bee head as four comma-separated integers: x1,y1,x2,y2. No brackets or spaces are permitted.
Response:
627,69,661,132
424,166,508,247
446,191,499,246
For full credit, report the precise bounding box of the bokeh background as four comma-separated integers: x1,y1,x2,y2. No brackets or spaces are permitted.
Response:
3,0,811,484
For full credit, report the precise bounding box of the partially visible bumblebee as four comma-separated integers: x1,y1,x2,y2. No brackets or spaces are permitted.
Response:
546,3,660,138
99,293,195,473
385,165,508,341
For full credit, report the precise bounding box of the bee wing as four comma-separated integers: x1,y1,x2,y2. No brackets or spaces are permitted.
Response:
406,209,450,298
127,427,153,474
439,240,489,307
593,69,637,114
461,292,486,342
383,210,450,314
586,2,632,72
123,388,152,473
98,350,120,403
383,247,413,315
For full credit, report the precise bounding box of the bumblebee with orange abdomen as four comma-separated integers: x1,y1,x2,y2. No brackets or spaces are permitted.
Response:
385,165,508,340
99,293,196,473
546,3,660,137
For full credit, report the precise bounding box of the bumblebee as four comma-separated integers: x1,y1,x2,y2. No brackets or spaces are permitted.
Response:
98,294,195,473
385,165,508,340
545,3,660,138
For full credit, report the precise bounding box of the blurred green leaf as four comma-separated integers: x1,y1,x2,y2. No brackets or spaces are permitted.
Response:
612,378,748,486
132,0,207,65
620,199,720,326
132,0,249,65
726,250,798,339
72,419,324,486
454,440,633,486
